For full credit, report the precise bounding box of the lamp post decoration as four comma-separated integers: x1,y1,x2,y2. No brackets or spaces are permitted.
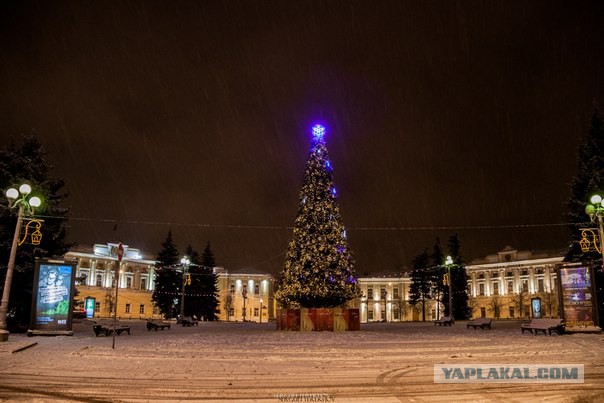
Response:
1,184,42,342
584,194,604,255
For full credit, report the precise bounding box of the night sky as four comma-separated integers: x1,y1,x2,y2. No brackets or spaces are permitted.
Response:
1,1,603,275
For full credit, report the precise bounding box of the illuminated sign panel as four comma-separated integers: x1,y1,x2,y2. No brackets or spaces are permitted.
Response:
28,259,76,335
558,266,595,327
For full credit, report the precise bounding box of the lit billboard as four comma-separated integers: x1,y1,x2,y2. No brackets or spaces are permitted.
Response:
558,265,596,328
28,258,77,336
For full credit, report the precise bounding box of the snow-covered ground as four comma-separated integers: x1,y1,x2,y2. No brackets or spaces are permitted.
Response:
1,320,603,402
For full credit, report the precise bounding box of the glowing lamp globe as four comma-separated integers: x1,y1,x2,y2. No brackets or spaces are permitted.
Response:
19,184,32,195
6,188,19,200
29,197,41,208
590,195,602,205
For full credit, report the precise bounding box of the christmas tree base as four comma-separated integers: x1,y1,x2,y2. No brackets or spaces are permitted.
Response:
276,308,360,331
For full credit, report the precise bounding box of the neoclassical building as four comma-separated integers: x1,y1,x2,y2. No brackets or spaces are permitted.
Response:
66,243,274,321
356,246,565,323
466,246,563,319
66,243,563,323
65,243,158,319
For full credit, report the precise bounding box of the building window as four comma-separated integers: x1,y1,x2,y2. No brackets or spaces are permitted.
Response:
139,304,145,314
368,310,374,320
96,274,103,287
538,278,544,293
254,308,259,317
509,307,515,318
393,309,399,320
125,303,131,314
493,282,499,296
95,302,101,312
140,278,147,290
230,284,235,294
367,288,373,300
479,283,485,296
522,280,528,293
480,307,486,318
393,287,399,299
126,276,133,289
381,309,386,321
380,287,386,299
255,284,260,295
228,308,234,317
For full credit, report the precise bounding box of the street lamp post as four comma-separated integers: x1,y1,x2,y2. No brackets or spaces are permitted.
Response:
1,184,41,342
585,194,604,256
179,257,190,322
259,298,263,323
242,288,247,322
445,255,454,320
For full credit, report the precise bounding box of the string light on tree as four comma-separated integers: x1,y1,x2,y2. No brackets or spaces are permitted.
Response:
276,124,360,308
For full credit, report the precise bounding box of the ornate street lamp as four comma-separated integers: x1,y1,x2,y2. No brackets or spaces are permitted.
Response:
242,287,248,322
445,255,454,319
585,194,604,255
1,184,41,342
179,256,190,322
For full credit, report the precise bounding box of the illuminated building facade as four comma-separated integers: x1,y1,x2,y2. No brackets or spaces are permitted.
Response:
357,246,564,322
66,244,274,321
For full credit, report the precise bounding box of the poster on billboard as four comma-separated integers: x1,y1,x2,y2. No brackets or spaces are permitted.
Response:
558,265,596,328
27,258,77,336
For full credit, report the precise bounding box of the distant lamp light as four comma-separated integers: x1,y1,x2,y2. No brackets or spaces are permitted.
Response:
312,124,325,141
591,195,602,205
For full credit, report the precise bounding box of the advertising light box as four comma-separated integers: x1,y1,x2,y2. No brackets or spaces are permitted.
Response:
28,258,76,336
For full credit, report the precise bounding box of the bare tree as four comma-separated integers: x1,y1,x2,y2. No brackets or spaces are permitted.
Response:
223,293,233,322
487,296,504,319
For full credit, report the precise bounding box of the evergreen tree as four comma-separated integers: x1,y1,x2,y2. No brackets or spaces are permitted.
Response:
152,230,181,319
564,108,604,326
0,133,72,330
275,125,360,308
447,233,471,320
408,250,431,321
187,242,219,321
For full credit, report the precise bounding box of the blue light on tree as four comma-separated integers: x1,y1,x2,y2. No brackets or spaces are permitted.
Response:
331,187,337,196
312,124,325,141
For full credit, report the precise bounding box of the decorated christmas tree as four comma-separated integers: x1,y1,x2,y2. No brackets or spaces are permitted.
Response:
275,125,360,308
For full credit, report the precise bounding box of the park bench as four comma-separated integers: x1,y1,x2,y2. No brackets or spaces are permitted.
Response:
433,316,454,326
181,316,199,327
146,320,171,331
521,318,565,336
92,323,131,337
467,317,492,330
